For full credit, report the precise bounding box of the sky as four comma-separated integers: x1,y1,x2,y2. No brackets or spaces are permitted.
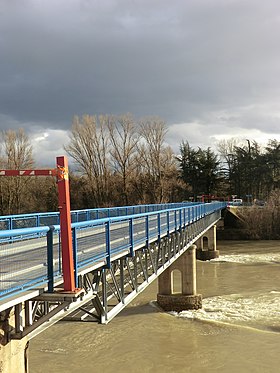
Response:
1,0,280,167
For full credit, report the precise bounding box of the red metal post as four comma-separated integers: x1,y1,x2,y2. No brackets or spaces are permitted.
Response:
0,156,77,292
56,156,76,292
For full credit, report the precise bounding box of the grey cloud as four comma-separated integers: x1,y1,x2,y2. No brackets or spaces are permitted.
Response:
1,0,280,146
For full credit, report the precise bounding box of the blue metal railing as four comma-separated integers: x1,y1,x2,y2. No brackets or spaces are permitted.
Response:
0,202,199,231
0,202,226,300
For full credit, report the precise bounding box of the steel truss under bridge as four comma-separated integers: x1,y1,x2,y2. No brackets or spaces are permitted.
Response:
8,210,221,340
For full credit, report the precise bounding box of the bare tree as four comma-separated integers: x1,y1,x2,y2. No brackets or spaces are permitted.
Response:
137,117,172,203
0,128,34,214
217,138,240,163
160,146,180,201
65,115,111,206
108,114,139,205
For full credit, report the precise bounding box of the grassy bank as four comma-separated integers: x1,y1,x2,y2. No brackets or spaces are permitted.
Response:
222,190,280,240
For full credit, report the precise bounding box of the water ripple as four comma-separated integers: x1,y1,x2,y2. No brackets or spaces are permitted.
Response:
176,292,280,332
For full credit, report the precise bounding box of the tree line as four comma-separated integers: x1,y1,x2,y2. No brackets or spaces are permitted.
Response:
0,114,280,215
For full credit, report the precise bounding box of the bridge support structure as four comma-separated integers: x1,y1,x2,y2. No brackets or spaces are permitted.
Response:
0,207,224,372
195,224,219,261
0,309,29,373
157,244,202,312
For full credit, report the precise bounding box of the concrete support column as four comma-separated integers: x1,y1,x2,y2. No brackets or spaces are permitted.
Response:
183,246,197,295
194,236,203,251
0,310,29,373
157,245,202,312
196,225,219,261
208,224,217,251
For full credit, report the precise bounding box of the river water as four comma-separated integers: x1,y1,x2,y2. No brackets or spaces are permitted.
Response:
30,240,280,373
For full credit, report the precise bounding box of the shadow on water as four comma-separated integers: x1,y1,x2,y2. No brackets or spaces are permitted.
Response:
115,301,161,318
265,325,280,333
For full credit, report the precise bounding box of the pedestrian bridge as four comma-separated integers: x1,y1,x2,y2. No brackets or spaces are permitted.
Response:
0,202,226,359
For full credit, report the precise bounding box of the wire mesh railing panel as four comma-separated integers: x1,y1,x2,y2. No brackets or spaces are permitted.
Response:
126,207,134,215
39,215,60,226
0,219,10,230
147,215,158,240
75,225,107,267
108,209,119,218
110,221,130,253
52,240,62,278
98,210,109,219
12,217,37,229
0,234,48,298
160,212,168,234
169,211,176,231
71,211,89,223
88,210,99,220
132,217,146,246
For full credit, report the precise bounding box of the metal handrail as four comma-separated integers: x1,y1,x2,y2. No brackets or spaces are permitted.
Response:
0,202,201,230
0,202,226,300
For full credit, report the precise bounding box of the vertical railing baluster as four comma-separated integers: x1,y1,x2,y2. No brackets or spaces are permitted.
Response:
167,211,170,237
72,227,78,288
146,215,149,246
129,217,134,257
106,221,111,268
47,226,54,292
102,268,108,322
157,213,161,241
179,209,182,231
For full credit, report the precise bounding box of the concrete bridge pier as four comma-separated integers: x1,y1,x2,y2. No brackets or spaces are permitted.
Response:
157,245,202,312
196,225,219,261
0,309,29,373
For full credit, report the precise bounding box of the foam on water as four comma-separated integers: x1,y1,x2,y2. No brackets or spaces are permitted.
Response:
212,252,280,265
175,291,280,332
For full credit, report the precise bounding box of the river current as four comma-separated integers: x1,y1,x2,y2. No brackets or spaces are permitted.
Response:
30,240,280,372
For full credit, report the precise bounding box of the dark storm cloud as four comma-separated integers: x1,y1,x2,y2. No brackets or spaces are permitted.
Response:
1,0,280,145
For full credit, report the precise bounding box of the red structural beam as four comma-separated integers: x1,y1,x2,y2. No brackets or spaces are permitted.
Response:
56,156,76,292
0,156,76,292
0,169,57,176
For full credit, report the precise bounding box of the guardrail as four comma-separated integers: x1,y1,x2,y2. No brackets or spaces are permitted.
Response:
0,202,200,230
0,202,226,301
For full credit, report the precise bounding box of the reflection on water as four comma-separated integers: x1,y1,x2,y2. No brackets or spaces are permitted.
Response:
30,241,280,373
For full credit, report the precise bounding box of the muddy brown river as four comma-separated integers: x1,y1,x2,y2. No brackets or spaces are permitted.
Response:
30,240,280,372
